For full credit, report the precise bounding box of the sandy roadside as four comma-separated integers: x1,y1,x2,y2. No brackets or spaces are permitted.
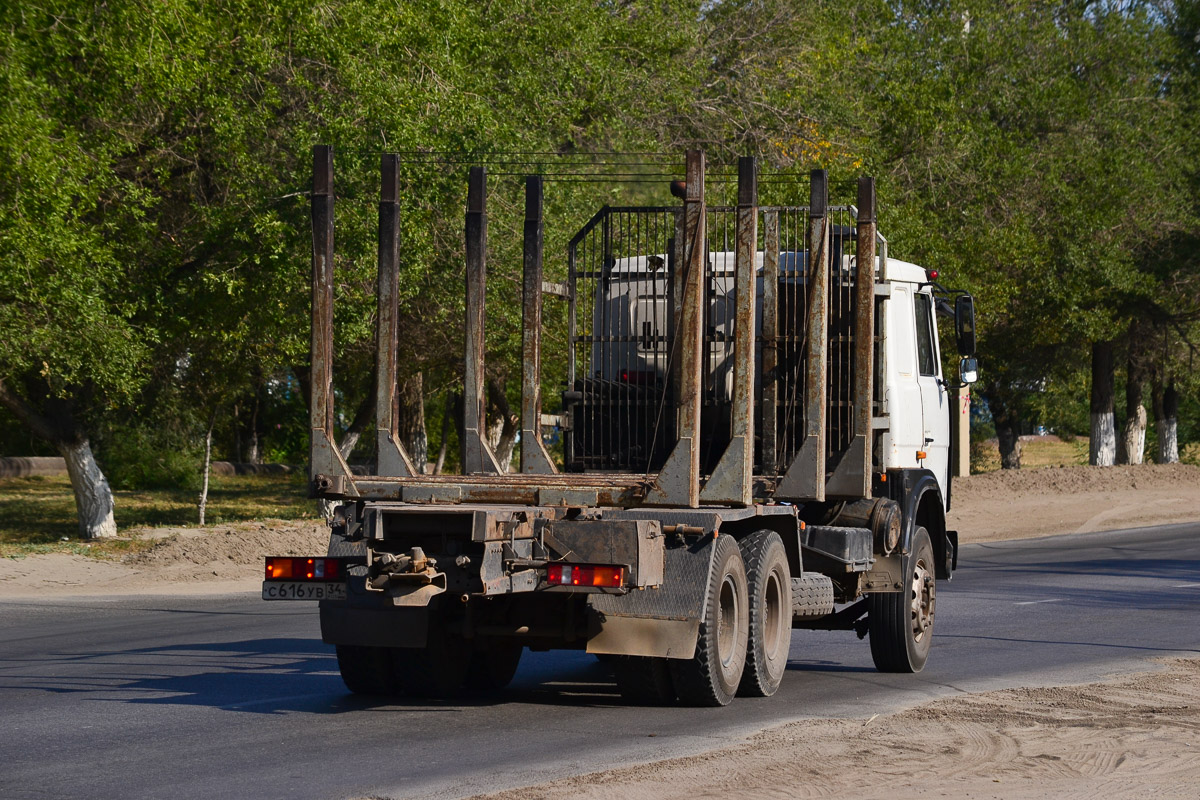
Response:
466,658,1200,800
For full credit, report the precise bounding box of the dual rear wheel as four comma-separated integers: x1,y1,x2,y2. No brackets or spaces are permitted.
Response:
616,530,793,707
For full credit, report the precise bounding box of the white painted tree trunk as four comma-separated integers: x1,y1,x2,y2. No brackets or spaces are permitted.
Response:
199,419,214,526
1090,341,1116,466
1158,417,1179,463
1090,412,1116,466
59,438,117,539
1121,404,1146,466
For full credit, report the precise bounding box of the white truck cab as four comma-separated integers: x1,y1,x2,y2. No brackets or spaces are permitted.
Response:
882,260,951,508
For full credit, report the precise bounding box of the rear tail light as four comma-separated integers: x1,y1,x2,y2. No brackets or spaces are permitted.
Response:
265,557,342,581
546,563,624,588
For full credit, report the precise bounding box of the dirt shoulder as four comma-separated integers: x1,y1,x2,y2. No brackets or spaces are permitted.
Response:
1,462,1198,598
0,519,328,597
948,462,1200,542
466,657,1200,800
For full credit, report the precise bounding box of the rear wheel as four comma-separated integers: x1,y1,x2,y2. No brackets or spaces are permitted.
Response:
737,531,792,697
336,645,396,695
465,641,523,693
612,656,675,705
392,625,472,698
869,526,936,673
671,534,749,707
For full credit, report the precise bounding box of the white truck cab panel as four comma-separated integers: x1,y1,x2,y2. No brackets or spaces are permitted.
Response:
881,259,950,509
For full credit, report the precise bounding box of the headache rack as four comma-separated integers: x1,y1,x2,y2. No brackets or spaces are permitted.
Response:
308,149,889,509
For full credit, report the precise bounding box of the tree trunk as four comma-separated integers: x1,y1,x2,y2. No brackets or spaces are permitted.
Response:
434,392,453,475
989,392,1021,470
233,403,242,464
486,379,519,473
339,388,376,461
1121,405,1146,465
1090,340,1116,466
1154,380,1180,464
1119,325,1148,465
59,437,117,539
247,390,261,464
0,378,117,539
199,413,215,526
398,373,428,474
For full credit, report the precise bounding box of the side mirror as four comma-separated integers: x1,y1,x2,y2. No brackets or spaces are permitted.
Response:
959,356,978,385
955,295,976,356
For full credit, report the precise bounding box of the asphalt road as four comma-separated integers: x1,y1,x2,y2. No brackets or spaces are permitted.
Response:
3,523,1199,800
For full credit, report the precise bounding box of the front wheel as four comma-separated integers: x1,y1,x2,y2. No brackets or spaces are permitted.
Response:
869,525,936,673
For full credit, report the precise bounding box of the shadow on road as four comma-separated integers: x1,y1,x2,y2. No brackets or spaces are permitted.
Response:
0,637,661,713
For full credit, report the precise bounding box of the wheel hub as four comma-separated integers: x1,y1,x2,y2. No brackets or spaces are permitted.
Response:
910,559,935,642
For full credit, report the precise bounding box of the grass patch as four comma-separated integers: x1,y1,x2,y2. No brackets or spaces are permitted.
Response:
0,472,316,558
971,436,1091,472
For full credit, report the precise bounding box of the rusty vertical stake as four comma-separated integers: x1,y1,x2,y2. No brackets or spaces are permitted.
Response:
776,169,829,501
520,176,556,474
375,154,416,477
669,208,686,427
762,210,779,475
463,166,501,474
853,177,877,489
646,150,704,507
308,144,338,482
702,156,757,505
307,145,355,491
310,145,335,441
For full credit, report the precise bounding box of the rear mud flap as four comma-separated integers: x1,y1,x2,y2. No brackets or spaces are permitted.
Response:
585,535,716,659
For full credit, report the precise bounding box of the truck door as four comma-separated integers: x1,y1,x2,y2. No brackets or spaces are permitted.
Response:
913,290,949,501
884,285,924,469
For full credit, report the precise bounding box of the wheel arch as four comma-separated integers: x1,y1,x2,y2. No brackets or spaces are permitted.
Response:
881,468,949,578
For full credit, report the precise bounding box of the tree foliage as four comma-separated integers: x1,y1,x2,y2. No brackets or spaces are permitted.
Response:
1,0,1198,535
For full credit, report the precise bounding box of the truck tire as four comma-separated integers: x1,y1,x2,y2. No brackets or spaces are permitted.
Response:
869,526,936,673
392,626,472,698
335,645,396,695
737,531,792,698
791,572,836,620
670,534,749,707
466,641,523,693
612,656,675,705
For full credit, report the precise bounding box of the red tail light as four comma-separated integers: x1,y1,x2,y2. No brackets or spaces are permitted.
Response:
546,564,624,588
619,370,657,385
265,557,342,581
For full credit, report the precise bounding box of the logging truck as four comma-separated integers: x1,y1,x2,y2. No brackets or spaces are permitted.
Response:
263,148,979,706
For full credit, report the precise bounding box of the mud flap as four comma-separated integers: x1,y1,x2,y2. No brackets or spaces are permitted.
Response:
585,534,716,659
940,530,958,579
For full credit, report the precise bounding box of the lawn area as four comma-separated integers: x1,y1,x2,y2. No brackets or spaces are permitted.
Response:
0,472,316,557
971,435,1091,472
973,436,1200,472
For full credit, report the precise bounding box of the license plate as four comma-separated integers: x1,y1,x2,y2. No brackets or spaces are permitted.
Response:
262,581,347,601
